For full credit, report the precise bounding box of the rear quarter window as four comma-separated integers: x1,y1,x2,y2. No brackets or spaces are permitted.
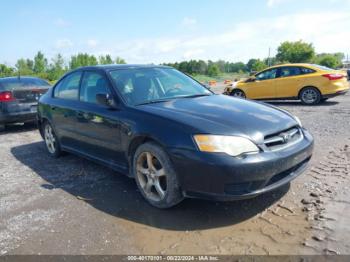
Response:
300,67,316,74
53,72,82,100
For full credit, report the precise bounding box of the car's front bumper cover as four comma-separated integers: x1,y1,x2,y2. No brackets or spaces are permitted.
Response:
168,129,314,201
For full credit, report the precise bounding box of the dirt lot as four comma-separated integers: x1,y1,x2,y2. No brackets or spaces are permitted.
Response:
1,88,350,255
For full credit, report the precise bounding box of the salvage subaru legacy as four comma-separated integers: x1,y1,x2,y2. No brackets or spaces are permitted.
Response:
37,65,314,208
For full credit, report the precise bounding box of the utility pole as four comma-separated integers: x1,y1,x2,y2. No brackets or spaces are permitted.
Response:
268,47,271,66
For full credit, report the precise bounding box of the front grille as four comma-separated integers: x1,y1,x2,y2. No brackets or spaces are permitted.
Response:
264,126,302,151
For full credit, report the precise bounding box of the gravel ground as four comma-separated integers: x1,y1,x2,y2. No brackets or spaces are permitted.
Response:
0,88,349,255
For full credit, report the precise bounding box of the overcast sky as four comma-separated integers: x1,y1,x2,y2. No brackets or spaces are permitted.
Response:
1,0,350,65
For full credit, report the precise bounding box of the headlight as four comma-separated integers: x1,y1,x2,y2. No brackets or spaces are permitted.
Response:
294,116,302,128
193,135,259,157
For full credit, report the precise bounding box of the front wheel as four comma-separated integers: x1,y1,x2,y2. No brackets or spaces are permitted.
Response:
300,87,321,105
43,122,62,158
133,142,184,208
230,89,246,98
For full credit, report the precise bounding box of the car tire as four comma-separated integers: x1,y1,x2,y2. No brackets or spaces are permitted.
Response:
300,87,321,105
230,89,246,98
133,142,184,208
43,121,62,158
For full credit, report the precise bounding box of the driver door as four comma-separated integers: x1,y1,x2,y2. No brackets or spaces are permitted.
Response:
73,70,124,166
245,68,278,99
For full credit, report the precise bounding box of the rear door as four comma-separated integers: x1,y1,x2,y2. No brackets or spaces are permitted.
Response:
245,68,278,99
274,67,305,98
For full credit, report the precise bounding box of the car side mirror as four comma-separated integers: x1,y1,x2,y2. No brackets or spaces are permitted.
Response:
246,77,256,83
96,93,117,108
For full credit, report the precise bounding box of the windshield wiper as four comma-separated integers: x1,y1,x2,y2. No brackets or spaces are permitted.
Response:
178,94,212,99
135,94,212,106
135,99,172,106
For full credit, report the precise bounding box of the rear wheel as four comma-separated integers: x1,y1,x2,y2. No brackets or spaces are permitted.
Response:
230,89,246,98
43,122,62,158
133,142,184,208
300,87,321,105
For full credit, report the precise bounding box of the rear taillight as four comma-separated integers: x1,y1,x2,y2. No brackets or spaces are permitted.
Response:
322,74,344,80
0,91,15,102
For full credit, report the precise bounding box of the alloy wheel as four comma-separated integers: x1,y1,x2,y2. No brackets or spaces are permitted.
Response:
136,151,167,202
301,89,318,104
44,124,56,154
232,90,246,98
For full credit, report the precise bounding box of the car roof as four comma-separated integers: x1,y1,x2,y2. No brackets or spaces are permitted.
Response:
76,64,172,71
268,63,315,69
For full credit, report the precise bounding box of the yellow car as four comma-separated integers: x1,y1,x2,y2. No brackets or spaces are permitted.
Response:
224,63,349,105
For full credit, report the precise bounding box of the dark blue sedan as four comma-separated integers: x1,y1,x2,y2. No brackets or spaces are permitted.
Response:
37,65,313,208
0,77,50,131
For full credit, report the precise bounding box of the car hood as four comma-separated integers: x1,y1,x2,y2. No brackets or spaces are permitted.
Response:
137,95,298,144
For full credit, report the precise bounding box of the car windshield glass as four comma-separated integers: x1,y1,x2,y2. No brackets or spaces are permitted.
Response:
0,78,50,91
312,64,333,71
109,68,212,105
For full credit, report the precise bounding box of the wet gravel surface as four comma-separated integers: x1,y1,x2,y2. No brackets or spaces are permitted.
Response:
0,90,349,255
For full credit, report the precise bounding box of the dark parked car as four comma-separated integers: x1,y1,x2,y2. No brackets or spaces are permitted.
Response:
0,76,50,131
37,65,314,208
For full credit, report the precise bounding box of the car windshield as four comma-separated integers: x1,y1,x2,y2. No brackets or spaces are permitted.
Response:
109,67,212,106
311,64,334,71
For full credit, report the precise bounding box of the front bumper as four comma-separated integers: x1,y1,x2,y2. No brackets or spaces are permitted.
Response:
169,129,314,201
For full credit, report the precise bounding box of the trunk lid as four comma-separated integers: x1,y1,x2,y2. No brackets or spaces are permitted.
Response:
12,87,48,103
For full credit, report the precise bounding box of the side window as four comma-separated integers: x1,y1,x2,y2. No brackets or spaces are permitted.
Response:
256,69,277,81
279,67,301,78
300,67,315,74
54,72,82,100
80,71,110,104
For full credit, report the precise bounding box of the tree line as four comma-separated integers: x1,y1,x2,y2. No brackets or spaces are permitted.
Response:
0,53,126,81
0,40,346,80
164,41,345,77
